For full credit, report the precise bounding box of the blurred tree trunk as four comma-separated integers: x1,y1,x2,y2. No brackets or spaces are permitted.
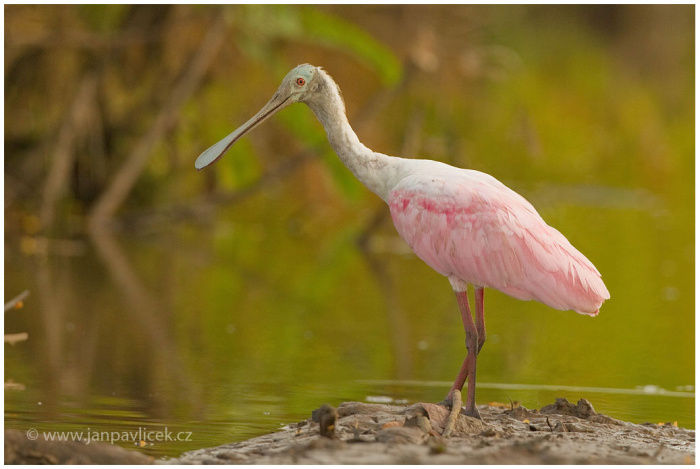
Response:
88,13,227,231
39,73,99,233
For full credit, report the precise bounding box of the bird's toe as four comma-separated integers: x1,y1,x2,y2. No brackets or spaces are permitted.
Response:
461,405,482,420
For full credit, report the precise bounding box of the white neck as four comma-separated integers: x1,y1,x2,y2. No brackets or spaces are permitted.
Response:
306,71,399,202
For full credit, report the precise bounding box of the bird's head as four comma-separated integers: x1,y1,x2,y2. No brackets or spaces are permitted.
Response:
195,63,324,170
279,63,320,103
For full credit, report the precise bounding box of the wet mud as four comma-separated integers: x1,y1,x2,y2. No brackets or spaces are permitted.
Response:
5,398,694,464
176,397,694,464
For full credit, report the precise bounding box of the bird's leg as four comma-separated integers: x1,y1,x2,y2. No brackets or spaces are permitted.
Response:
475,287,486,354
444,289,481,419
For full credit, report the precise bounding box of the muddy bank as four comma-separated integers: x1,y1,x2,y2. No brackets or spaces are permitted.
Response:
4,429,154,464
5,398,695,464
174,398,694,464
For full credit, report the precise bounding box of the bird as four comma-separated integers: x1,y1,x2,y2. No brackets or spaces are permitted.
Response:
195,64,610,419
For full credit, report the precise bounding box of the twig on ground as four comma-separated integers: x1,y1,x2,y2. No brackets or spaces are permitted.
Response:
442,389,462,437
546,416,554,432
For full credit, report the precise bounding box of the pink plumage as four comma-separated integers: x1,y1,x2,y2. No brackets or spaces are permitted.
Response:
388,167,609,316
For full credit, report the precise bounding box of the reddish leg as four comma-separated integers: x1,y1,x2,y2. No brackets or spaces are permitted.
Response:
445,290,481,419
475,287,486,354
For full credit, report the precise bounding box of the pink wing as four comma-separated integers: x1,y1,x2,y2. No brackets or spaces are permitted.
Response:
388,172,610,315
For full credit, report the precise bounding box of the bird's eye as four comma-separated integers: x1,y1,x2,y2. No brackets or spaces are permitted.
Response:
296,77,306,86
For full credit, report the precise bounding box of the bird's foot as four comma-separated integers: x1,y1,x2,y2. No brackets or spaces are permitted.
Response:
461,405,482,420
437,397,452,408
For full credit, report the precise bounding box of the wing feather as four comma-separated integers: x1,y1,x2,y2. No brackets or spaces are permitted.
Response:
388,172,609,315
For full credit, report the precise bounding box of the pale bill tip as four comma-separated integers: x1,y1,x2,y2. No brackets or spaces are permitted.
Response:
194,146,221,171
194,155,208,171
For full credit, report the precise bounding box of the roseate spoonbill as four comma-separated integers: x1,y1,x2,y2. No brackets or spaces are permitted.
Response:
195,64,610,419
